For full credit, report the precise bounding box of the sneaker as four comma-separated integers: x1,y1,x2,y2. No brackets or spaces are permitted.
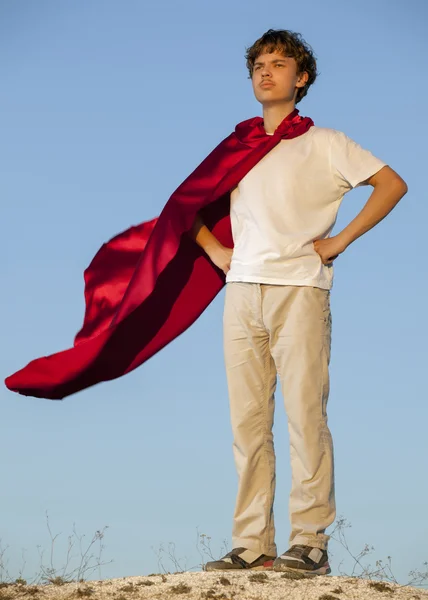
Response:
204,547,276,571
273,545,331,578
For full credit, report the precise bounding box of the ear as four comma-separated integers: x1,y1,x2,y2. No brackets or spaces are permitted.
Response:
296,71,309,89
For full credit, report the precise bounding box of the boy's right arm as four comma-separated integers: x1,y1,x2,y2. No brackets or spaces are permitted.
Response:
189,214,233,275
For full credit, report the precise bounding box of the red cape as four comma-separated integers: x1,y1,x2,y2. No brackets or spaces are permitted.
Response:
5,109,314,399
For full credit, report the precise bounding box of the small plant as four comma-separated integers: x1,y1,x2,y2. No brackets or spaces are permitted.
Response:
201,590,236,599
368,581,395,593
196,531,229,571
330,515,428,588
75,586,95,597
37,512,111,585
119,582,135,592
151,527,229,574
46,575,69,586
170,581,192,594
248,572,269,583
0,512,111,587
21,587,39,597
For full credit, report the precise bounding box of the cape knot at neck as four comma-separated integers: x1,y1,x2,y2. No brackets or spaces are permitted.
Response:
235,109,314,145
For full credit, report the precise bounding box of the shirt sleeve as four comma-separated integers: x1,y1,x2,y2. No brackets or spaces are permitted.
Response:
330,130,388,190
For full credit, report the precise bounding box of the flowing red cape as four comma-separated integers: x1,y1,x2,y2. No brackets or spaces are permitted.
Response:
5,109,314,399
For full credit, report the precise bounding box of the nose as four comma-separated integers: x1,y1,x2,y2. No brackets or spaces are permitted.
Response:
260,65,272,78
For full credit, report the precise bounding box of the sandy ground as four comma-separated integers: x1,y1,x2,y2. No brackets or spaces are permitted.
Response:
0,571,427,600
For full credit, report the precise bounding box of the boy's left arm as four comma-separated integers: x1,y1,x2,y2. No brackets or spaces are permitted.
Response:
314,166,408,265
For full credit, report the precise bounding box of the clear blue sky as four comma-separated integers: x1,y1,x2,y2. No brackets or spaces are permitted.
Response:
1,0,427,586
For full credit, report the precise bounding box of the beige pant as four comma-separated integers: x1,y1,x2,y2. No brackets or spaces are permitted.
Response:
223,282,335,556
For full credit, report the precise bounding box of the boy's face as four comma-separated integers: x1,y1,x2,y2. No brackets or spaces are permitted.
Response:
251,50,308,106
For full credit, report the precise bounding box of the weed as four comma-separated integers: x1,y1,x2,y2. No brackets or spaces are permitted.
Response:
75,586,95,597
248,572,268,583
330,516,428,588
368,581,395,593
21,587,40,597
136,580,155,586
201,589,236,600
119,582,135,593
201,591,235,600
169,582,192,594
46,576,69,586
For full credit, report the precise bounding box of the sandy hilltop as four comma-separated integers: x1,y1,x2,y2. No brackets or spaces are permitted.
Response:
1,571,427,600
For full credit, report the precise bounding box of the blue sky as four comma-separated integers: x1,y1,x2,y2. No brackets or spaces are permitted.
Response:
1,0,427,586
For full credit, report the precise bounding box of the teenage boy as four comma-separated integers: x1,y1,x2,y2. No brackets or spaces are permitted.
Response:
191,29,407,577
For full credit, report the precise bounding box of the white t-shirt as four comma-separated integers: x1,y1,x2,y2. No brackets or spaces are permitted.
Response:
226,126,387,290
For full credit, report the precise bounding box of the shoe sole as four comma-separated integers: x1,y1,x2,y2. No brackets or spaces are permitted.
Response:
204,560,275,572
273,564,331,578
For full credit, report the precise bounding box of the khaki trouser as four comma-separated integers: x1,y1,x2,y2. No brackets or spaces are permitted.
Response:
223,282,335,556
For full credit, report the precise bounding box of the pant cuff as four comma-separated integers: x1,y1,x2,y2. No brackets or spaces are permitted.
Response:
232,538,277,557
289,536,328,551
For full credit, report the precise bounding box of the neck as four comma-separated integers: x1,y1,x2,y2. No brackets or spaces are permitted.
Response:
262,101,296,134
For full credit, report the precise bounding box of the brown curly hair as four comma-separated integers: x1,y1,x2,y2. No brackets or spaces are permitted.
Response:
245,29,319,104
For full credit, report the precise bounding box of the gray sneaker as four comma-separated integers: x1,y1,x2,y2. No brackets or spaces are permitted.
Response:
204,547,276,571
273,545,331,578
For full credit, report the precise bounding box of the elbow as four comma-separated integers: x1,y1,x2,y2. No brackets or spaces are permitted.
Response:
370,166,408,196
396,178,408,197
393,170,408,196
387,172,408,197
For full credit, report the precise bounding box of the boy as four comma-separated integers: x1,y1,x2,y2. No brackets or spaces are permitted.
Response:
190,29,407,577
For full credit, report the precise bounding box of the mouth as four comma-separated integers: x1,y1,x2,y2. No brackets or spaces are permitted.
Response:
260,81,275,89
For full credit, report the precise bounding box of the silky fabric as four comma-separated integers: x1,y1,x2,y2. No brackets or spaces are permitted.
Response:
5,110,314,400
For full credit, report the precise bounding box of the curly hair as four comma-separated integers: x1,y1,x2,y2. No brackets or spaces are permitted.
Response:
245,29,319,104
